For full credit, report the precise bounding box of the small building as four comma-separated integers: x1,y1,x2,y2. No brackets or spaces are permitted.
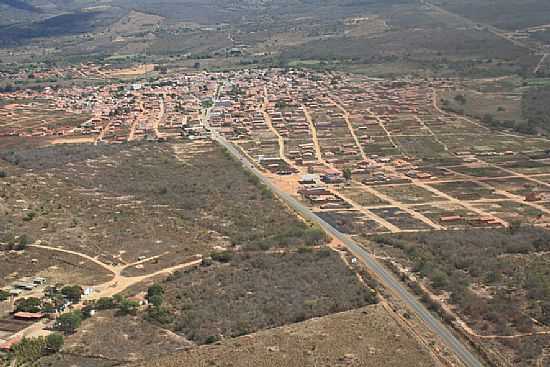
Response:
32,277,46,285
299,174,317,184
13,282,36,291
127,293,148,306
14,312,44,320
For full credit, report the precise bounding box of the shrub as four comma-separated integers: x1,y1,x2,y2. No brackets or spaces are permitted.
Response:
211,250,233,263
11,337,47,364
117,298,139,316
204,335,220,344
145,306,174,325
22,212,36,221
95,297,116,310
149,294,164,308
61,285,83,303
304,227,328,246
147,284,165,300
15,297,42,313
45,333,64,352
0,290,9,301
55,311,82,334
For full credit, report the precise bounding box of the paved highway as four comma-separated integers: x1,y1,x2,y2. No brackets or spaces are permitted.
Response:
213,132,485,367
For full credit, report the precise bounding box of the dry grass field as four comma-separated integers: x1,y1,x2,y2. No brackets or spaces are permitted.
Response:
0,142,322,269
369,227,550,366
160,249,376,344
131,303,437,367
62,310,191,362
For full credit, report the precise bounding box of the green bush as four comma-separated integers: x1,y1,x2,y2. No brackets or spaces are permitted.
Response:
0,290,9,301
95,297,116,310
117,298,139,316
15,297,42,313
211,250,233,263
45,333,64,352
55,311,82,334
61,285,83,303
145,306,174,325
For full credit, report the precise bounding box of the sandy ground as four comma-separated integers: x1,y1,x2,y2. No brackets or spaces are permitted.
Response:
108,64,155,77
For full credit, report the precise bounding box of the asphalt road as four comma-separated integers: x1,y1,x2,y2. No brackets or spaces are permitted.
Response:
214,133,485,367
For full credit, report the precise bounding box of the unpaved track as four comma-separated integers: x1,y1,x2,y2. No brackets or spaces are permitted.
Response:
302,105,324,163
263,86,291,164
328,96,368,161
535,54,549,74
28,243,202,299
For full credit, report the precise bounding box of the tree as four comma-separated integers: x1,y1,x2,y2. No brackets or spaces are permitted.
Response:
304,227,327,246
453,94,466,105
95,297,116,310
14,234,31,250
147,284,164,300
11,337,47,364
0,289,9,301
149,294,164,308
481,113,495,125
61,285,83,303
46,333,64,352
431,269,449,289
15,297,42,313
55,311,82,334
145,306,174,325
342,167,352,181
210,250,233,263
117,298,139,316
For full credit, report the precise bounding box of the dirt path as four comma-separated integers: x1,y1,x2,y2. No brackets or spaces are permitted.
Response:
128,97,144,142
534,53,548,74
28,243,202,299
29,244,118,274
90,257,202,300
302,105,324,163
302,101,443,231
414,115,449,151
366,108,400,152
263,86,291,164
413,180,509,227
328,96,368,161
153,94,165,138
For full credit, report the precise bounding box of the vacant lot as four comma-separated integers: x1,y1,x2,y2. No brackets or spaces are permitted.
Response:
522,85,550,134
132,303,436,367
161,250,376,344
62,310,191,362
438,89,525,130
370,227,550,366
0,142,322,266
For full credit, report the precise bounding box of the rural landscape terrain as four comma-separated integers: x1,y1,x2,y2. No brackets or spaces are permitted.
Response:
1,0,550,367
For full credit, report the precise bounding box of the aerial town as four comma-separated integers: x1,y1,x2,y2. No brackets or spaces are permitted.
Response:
2,67,550,367
3,69,550,233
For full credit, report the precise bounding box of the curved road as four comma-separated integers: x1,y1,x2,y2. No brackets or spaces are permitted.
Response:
214,132,485,367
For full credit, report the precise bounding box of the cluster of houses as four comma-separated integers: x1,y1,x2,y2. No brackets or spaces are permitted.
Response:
1,277,47,298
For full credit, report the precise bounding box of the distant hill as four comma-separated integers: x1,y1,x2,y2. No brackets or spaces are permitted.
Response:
432,0,550,30
0,0,38,12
